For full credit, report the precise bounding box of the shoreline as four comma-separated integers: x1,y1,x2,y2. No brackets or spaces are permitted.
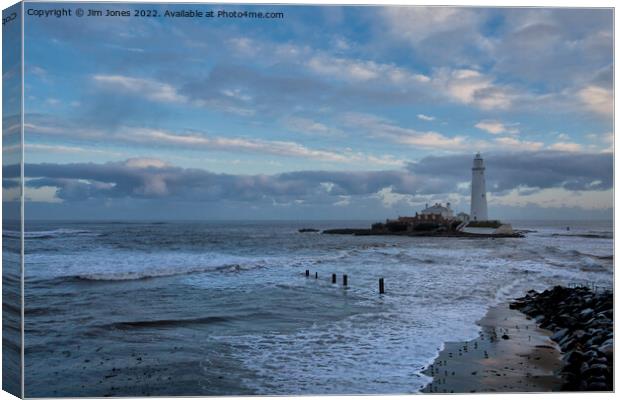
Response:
421,303,564,393
511,286,613,391
421,286,613,393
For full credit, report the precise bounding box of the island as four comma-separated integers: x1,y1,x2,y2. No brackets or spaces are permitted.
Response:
322,209,523,238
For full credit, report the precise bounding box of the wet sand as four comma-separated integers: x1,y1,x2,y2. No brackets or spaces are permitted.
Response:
421,304,564,393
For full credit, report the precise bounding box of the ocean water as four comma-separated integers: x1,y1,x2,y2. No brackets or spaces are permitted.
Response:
14,220,613,396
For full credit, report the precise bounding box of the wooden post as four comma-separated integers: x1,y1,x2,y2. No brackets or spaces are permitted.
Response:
305,269,309,277
315,272,318,279
332,273,336,284
379,278,385,294
343,274,348,286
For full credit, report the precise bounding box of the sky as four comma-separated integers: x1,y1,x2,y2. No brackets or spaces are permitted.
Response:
3,3,614,220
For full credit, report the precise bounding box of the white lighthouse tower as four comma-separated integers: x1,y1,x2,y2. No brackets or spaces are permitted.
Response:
470,152,488,221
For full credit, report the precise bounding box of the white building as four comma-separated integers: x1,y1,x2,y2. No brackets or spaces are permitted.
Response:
420,202,454,219
470,153,488,221
456,212,470,222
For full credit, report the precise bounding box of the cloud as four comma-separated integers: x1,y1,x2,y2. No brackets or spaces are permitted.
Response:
282,116,344,137
475,120,519,135
548,142,583,152
491,10,612,90
24,117,404,168
577,85,613,116
432,68,514,110
118,127,353,163
378,7,488,68
492,187,612,211
227,37,261,57
417,114,435,121
408,151,612,193
93,75,187,103
306,54,430,84
342,112,467,150
12,150,611,210
16,159,418,203
492,137,544,152
380,7,480,44
123,158,170,169
376,8,611,118
25,143,123,156
340,112,568,153
85,24,610,122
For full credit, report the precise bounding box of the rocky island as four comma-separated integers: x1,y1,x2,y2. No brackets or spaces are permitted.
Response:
321,208,522,238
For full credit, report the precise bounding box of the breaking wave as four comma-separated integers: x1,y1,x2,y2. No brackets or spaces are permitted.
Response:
71,262,266,282
550,232,612,239
3,228,99,239
101,316,233,330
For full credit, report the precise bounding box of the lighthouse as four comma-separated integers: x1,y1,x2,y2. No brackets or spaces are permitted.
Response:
470,153,488,221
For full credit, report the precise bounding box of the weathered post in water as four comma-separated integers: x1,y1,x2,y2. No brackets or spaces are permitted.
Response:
379,278,385,294
343,274,348,286
305,269,309,277
315,272,318,279
332,273,336,284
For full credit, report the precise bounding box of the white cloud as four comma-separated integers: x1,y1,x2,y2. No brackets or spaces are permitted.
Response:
306,55,429,84
333,195,351,207
374,186,416,208
93,75,187,103
24,117,404,168
220,88,252,102
548,142,583,152
342,112,466,150
586,131,613,153
341,112,550,153
227,37,259,57
432,68,514,110
120,127,403,167
30,144,123,156
363,154,406,167
475,120,519,135
282,116,343,137
492,137,544,151
417,114,435,121
124,158,170,169
24,185,63,203
493,187,612,210
29,65,48,78
578,85,613,116
2,142,123,156
125,127,351,162
93,74,257,117
380,7,480,45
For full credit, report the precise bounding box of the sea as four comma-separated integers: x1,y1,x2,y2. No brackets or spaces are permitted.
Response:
7,219,614,396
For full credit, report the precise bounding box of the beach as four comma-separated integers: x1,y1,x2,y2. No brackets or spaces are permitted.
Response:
422,304,563,393
423,285,614,393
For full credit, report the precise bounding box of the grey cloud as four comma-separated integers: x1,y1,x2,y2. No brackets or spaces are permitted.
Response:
14,150,612,205
490,9,612,90
20,161,419,202
408,151,612,193
179,63,433,119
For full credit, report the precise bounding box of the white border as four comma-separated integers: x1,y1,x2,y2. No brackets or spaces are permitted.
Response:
0,1,616,400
